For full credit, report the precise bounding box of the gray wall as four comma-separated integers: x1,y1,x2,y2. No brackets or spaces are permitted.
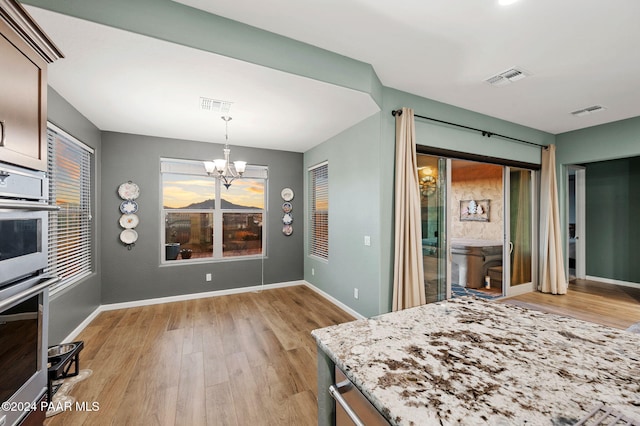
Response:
47,87,102,344
101,132,303,304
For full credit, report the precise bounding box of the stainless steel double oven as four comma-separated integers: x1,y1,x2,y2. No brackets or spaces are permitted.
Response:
0,162,59,426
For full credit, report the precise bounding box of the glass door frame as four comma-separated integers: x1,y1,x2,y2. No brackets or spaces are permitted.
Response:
503,166,539,297
441,158,452,300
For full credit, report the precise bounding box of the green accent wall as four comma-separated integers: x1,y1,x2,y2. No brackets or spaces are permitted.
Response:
585,157,640,282
304,114,383,318
305,86,554,317
556,115,640,284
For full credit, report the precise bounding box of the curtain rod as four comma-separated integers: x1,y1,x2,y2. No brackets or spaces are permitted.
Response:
391,109,546,149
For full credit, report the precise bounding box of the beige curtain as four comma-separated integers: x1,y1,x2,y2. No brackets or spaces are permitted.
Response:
392,108,426,311
539,145,568,294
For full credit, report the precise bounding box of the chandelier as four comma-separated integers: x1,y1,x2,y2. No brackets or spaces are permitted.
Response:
203,116,246,189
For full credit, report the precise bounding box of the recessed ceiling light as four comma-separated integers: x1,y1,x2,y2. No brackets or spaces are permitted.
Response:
498,0,520,5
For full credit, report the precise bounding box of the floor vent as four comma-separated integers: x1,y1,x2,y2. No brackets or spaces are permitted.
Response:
571,105,606,117
200,97,232,114
485,67,530,86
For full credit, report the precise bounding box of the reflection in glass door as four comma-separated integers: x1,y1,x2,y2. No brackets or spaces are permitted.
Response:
418,154,448,303
506,167,535,295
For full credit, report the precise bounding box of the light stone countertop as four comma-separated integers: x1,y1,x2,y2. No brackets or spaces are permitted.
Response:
312,297,640,426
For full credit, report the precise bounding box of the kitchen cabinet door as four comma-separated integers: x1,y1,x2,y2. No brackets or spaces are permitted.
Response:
0,20,48,171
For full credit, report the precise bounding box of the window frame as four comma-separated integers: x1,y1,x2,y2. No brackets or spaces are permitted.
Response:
46,122,94,295
160,157,268,264
308,161,329,261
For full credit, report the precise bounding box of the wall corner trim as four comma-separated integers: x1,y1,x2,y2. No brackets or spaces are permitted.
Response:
302,281,366,320
59,306,101,344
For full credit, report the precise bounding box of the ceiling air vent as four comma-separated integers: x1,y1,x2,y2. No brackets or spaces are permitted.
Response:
571,105,606,117
485,67,530,86
200,97,232,114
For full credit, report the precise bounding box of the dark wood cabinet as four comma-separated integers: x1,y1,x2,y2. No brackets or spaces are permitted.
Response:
0,0,62,171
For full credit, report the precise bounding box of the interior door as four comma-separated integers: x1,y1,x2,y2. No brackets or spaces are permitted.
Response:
568,166,586,280
505,167,536,296
418,154,448,303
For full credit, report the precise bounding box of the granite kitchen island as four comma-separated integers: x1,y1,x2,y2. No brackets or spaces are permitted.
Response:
312,297,640,425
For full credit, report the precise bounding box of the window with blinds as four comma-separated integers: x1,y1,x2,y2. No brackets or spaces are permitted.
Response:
309,162,328,259
47,124,94,293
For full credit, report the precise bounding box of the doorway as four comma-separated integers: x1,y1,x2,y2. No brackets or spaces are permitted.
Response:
567,166,586,280
418,154,536,301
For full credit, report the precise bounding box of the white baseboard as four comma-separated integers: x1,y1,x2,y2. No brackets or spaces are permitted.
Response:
60,280,353,341
61,306,101,343
302,281,366,320
585,276,640,290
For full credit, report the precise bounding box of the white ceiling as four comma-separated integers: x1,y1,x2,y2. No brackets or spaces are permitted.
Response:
26,7,379,152
27,0,640,151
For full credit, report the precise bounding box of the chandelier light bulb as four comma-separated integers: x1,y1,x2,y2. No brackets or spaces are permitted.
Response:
203,115,246,188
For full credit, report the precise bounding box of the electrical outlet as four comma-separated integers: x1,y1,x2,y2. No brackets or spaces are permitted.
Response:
354,288,359,299
364,235,371,246
206,273,212,282
312,268,315,276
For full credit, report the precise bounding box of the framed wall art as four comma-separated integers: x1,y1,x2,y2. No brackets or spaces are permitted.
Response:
460,199,490,222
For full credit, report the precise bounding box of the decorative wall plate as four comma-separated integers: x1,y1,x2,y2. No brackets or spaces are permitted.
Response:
119,200,138,214
119,213,139,229
281,187,294,201
282,202,292,213
282,213,293,225
118,181,140,200
120,229,138,244
282,225,293,236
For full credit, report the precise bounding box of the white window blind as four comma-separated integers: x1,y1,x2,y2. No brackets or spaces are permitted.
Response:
47,124,93,293
309,162,328,259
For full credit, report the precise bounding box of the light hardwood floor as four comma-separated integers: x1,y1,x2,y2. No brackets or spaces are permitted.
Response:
502,279,640,329
45,281,639,425
44,285,354,426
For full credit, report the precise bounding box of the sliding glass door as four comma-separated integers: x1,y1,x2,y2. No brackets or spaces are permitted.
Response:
505,167,536,296
418,154,448,303
418,156,537,301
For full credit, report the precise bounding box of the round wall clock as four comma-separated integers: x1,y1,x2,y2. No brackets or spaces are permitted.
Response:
281,187,294,201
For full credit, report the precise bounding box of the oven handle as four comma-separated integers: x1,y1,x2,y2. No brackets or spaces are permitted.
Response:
0,200,60,211
329,380,365,426
0,276,59,311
